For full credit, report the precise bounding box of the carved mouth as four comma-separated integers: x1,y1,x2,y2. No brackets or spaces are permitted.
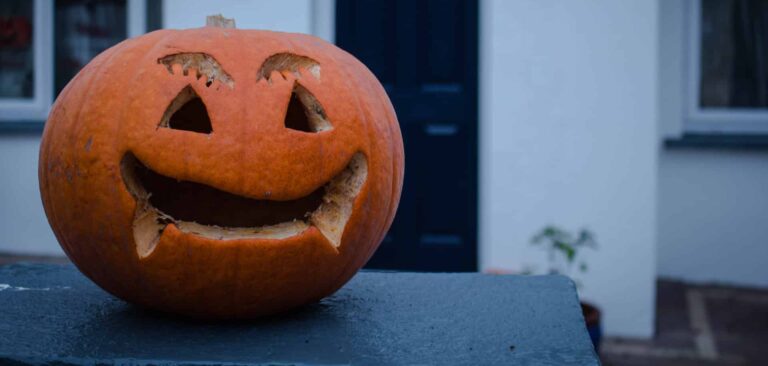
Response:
120,153,367,258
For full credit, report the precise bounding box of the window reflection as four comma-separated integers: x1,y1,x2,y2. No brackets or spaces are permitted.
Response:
700,0,768,108
54,0,126,95
0,0,34,99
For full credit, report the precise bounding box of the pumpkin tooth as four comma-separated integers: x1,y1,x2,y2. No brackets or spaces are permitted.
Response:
310,153,368,247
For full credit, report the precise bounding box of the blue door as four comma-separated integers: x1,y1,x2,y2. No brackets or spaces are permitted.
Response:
336,0,478,271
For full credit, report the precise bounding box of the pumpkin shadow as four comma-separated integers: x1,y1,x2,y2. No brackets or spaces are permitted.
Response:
61,288,395,365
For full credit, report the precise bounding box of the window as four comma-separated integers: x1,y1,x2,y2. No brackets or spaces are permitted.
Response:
0,0,147,123
0,0,52,121
686,0,768,134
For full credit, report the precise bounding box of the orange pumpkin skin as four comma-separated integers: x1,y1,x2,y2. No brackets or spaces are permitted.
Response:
39,26,404,318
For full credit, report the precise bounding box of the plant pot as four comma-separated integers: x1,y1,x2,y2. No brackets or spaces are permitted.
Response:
581,302,602,353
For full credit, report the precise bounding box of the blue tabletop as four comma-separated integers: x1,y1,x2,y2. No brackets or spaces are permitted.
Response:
0,264,598,365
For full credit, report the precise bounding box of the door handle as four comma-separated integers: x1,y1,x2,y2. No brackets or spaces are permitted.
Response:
420,234,463,247
424,124,458,136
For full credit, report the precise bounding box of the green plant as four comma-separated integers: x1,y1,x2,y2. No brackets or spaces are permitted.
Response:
531,225,597,286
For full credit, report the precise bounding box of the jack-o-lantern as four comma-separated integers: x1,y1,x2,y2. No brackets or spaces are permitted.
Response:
39,16,404,318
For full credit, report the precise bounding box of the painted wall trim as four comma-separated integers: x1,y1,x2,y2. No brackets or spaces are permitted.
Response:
477,0,492,272
658,0,685,139
312,0,335,43
665,134,768,149
127,0,147,38
0,122,45,134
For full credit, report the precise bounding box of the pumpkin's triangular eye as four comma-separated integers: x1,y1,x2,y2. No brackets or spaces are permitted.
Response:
159,86,213,134
284,83,332,133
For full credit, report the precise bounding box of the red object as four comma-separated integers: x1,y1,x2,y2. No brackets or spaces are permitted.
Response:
0,16,32,48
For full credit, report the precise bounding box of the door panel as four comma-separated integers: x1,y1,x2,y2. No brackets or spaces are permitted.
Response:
337,0,478,271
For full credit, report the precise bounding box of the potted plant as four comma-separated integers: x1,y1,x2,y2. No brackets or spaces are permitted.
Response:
531,225,601,352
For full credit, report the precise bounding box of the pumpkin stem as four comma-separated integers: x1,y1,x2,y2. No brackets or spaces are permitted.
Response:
206,14,235,29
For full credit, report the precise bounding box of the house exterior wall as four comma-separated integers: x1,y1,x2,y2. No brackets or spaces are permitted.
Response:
162,0,312,33
478,0,658,338
0,135,56,254
658,149,768,287
657,0,768,288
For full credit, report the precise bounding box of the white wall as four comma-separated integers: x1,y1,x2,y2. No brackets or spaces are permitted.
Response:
0,135,60,255
163,0,312,34
657,0,768,288
479,0,659,338
162,0,335,42
658,149,768,287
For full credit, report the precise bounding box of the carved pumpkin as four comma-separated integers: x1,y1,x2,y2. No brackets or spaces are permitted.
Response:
38,17,404,318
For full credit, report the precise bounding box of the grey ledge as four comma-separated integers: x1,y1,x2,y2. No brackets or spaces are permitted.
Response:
0,263,598,365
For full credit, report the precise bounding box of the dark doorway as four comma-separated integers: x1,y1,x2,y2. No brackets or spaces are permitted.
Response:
336,0,478,271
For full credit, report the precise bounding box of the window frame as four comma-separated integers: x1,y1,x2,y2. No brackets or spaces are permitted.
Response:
0,0,148,124
685,0,768,135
